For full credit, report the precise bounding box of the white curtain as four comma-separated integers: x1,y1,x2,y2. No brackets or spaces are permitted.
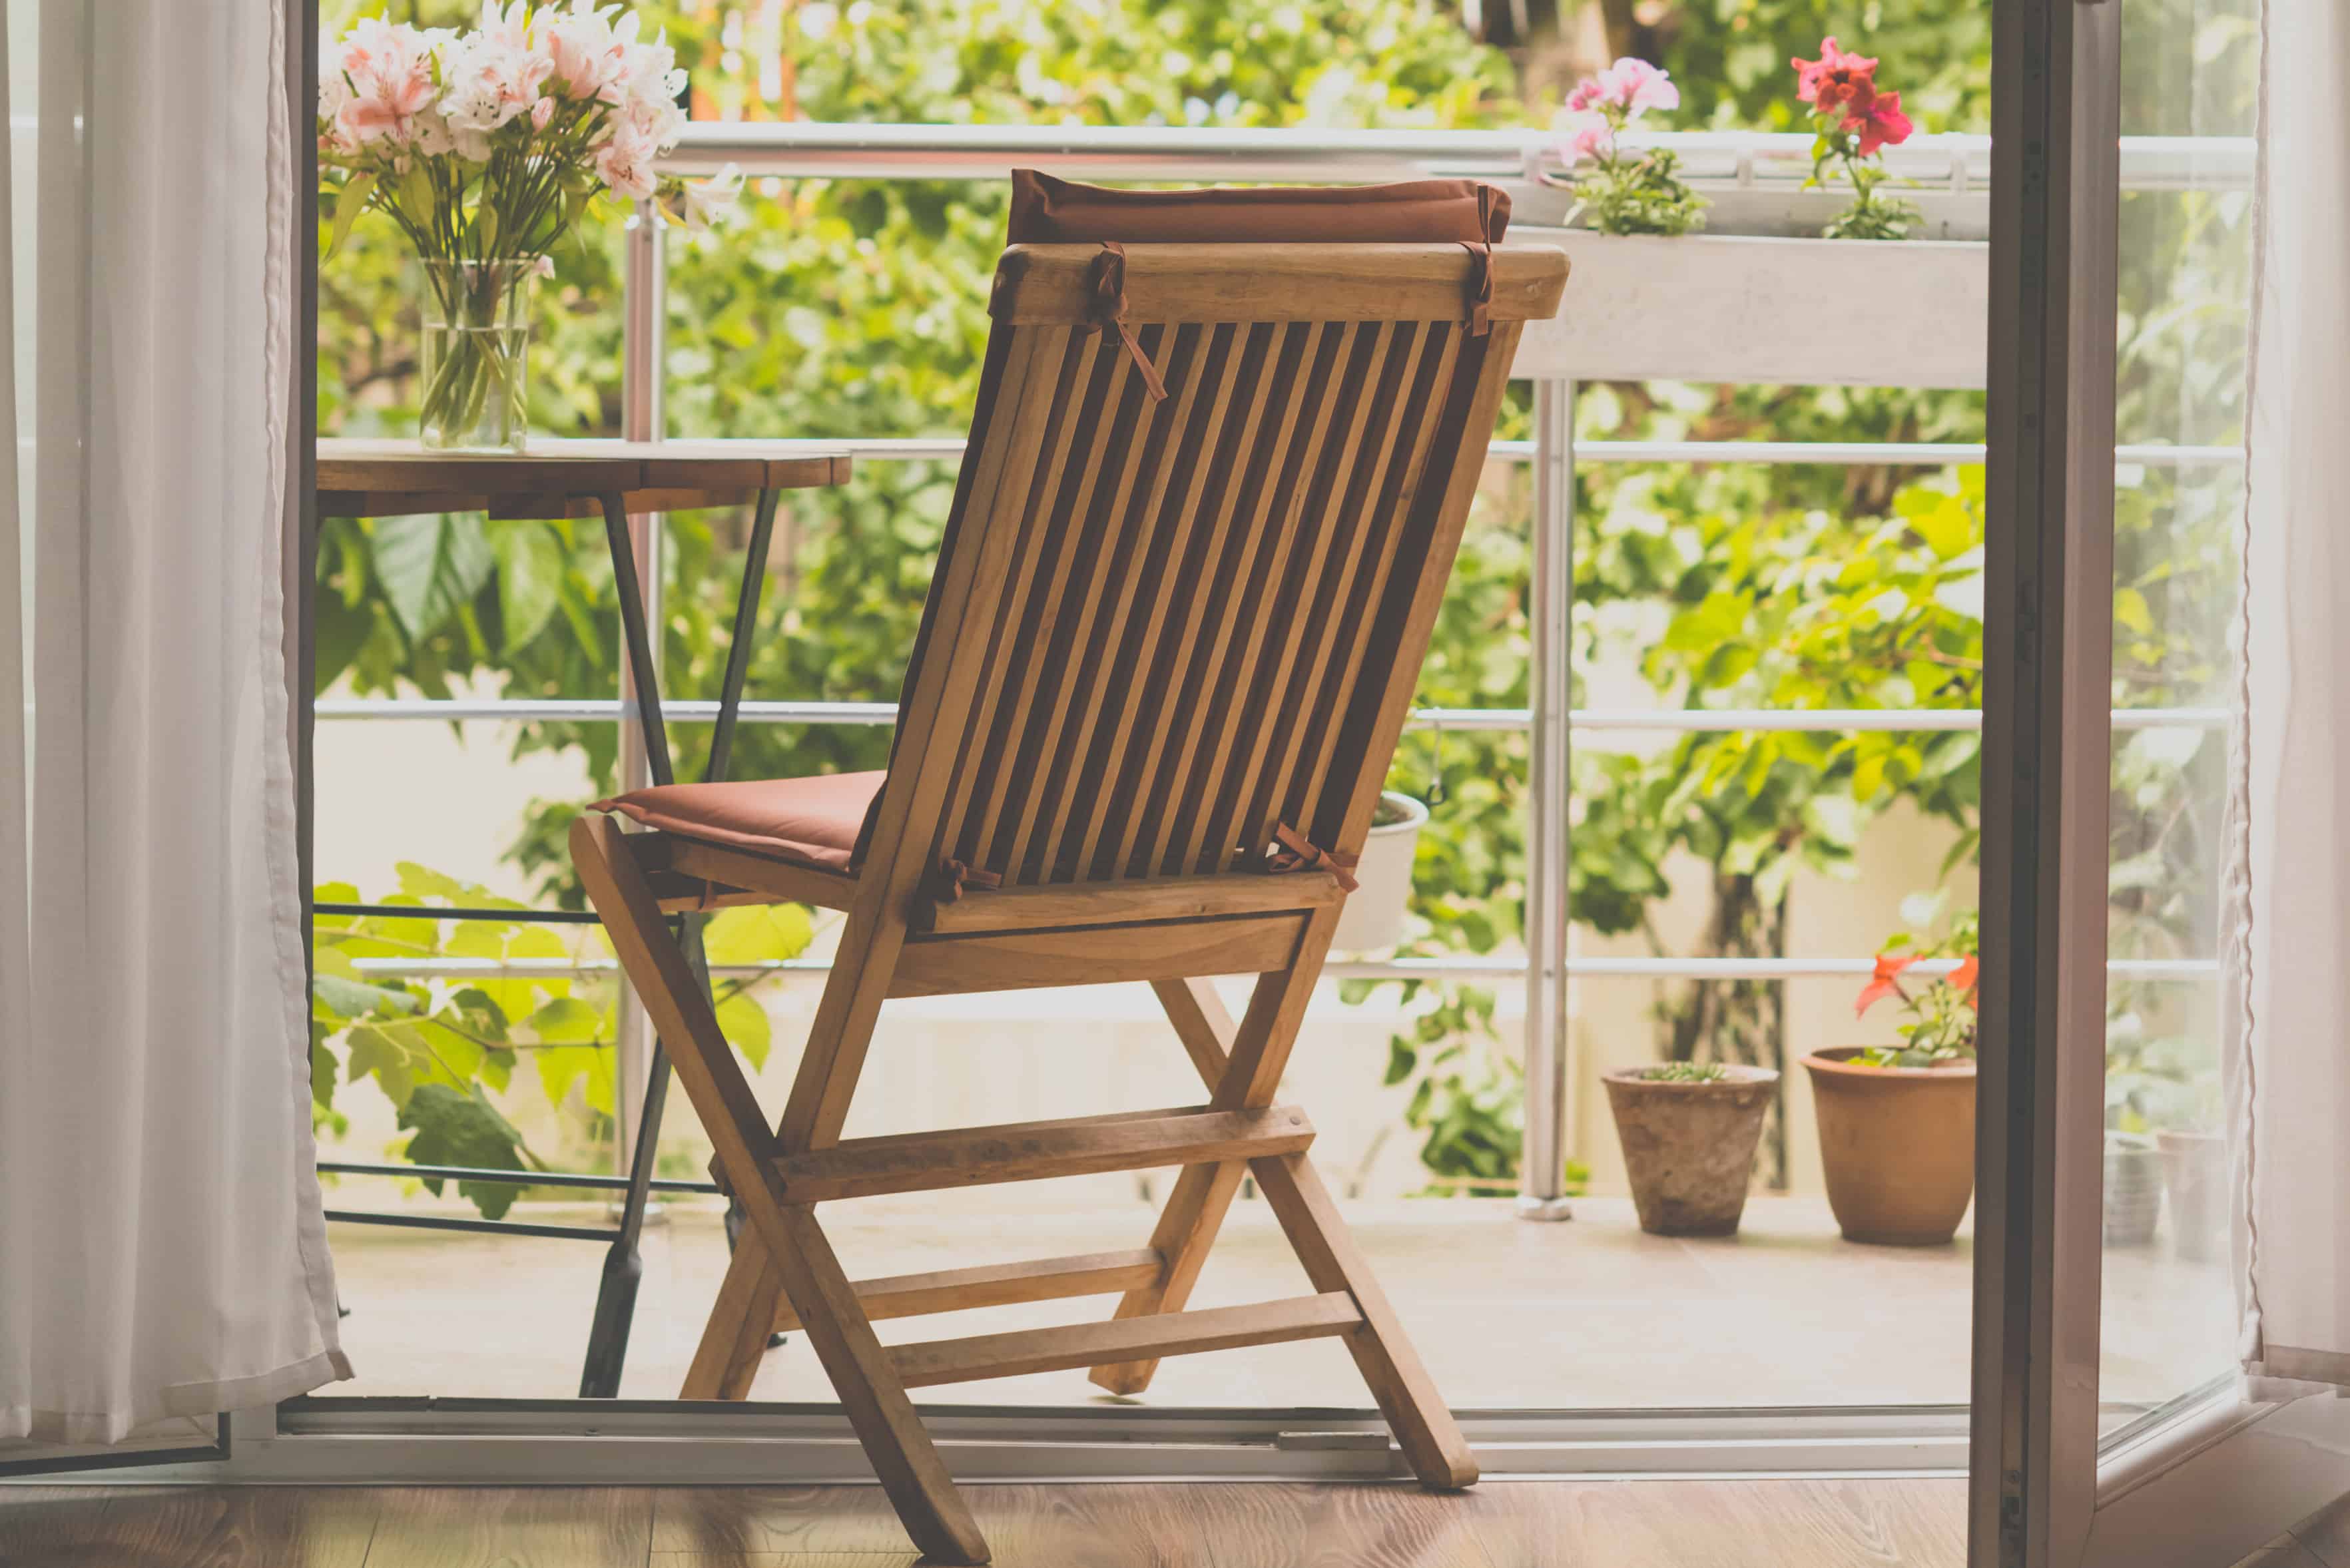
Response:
0,1,347,1444
2227,0,2350,1390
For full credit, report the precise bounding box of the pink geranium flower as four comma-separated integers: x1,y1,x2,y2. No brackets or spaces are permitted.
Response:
1792,36,1880,116
1596,57,1679,115
1845,89,1914,155
1553,108,1614,162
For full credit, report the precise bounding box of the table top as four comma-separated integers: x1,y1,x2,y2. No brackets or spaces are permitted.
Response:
317,437,855,519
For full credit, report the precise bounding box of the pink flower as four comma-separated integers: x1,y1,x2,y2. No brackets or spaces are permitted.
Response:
1565,77,1601,114
1553,108,1614,162
334,19,438,148
1595,57,1679,115
531,96,556,131
545,7,631,101
1793,36,1880,116
1845,89,1914,155
595,131,659,201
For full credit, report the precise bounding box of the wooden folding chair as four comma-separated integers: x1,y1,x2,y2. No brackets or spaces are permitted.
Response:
570,234,1567,1564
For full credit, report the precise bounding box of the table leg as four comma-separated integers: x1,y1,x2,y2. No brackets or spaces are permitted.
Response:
579,487,781,1396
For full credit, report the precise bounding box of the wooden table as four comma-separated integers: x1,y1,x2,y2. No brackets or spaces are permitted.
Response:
316,438,854,1398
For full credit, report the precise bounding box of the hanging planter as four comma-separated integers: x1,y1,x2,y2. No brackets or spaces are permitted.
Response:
1329,791,1426,953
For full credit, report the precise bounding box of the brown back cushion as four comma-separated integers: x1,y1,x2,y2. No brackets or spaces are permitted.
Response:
1007,168,1510,246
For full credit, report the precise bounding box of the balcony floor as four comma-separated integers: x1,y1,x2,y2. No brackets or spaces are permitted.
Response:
322,1191,2228,1416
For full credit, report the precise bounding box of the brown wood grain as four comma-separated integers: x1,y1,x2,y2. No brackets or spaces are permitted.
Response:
768,1248,1164,1334
887,913,1307,997
912,870,1344,935
890,1290,1360,1388
0,1479,1968,1568
991,243,1569,328
360,1488,648,1568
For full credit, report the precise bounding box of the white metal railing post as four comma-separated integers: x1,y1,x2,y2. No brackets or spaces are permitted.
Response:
613,204,667,1180
1519,378,1576,1222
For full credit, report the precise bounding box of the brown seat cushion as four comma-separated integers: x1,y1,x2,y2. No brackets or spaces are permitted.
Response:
1007,168,1511,245
592,770,883,874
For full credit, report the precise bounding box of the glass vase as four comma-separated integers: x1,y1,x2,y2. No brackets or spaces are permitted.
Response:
416,259,535,453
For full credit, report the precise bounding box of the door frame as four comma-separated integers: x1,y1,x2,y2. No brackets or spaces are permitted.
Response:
1970,2,2350,1564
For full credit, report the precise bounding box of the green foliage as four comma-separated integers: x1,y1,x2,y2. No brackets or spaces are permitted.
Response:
310,861,810,1216
1642,1061,1728,1083
1574,147,1709,238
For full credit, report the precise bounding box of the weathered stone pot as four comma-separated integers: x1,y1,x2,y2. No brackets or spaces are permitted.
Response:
1801,1048,1976,1246
2158,1129,2227,1264
2103,1131,2164,1248
1603,1064,1779,1238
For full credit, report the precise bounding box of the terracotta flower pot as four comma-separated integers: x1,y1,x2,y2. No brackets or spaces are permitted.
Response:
1603,1065,1780,1237
1801,1047,1976,1246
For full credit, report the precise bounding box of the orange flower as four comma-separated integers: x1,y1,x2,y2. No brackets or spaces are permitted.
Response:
1855,951,1918,1016
1948,952,1979,999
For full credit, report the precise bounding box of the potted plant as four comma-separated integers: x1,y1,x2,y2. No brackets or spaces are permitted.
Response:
2106,1021,2227,1262
1804,909,1977,1246
1604,1061,1779,1237
1330,791,1428,952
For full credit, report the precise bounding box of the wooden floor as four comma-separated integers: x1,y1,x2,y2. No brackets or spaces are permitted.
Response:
0,1479,1968,1567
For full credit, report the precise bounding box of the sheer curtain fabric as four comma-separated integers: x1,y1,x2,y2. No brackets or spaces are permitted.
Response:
0,0,346,1443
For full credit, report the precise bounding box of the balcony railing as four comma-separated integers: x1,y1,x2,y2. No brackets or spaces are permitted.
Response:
319,126,2243,1219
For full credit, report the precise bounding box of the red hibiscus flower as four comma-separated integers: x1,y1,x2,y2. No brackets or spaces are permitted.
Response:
1845,89,1914,156
1793,36,1880,116
1855,951,1917,1016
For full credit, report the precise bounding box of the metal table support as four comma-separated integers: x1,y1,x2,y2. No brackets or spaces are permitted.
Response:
578,483,782,1398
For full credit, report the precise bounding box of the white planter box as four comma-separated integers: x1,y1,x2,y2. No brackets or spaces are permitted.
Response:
1331,791,1427,953
1507,230,1989,391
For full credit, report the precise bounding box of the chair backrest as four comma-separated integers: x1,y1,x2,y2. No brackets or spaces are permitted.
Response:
858,239,1568,898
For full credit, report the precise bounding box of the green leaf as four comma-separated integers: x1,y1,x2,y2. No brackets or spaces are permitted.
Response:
489,521,567,653
346,1022,426,1109
703,903,815,965
535,1043,615,1117
1384,1035,1418,1087
313,970,420,1023
716,991,773,1070
396,1083,529,1220
527,995,603,1043
325,172,377,260
372,513,497,643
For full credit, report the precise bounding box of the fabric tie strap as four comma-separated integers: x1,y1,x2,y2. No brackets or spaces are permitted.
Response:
1263,822,1360,894
1086,242,1170,402
935,857,1004,903
1456,187,1496,338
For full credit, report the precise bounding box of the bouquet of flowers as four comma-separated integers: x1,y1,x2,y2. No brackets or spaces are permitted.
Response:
1549,59,1706,238
1791,37,1919,241
319,3,740,449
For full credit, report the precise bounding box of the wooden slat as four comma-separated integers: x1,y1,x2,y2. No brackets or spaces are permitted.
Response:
892,1291,1362,1389
890,911,1308,997
771,1248,1166,1332
962,342,1137,873
1003,325,1187,880
770,1105,1313,1202
1249,321,1436,844
315,437,850,517
1207,321,1398,870
1073,322,1252,881
631,832,858,911
912,868,1344,934
1113,322,1287,879
1151,322,1333,875
1289,325,1463,826
992,243,1570,328
1029,323,1223,881
936,331,1105,864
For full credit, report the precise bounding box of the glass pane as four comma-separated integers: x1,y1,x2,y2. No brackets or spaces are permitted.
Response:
2098,0,2259,1437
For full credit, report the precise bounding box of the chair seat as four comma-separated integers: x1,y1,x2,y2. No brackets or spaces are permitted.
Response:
592,770,883,873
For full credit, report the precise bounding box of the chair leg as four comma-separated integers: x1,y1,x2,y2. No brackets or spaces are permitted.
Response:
1136,976,1478,1489
1087,967,1313,1394
683,1229,784,1401
571,814,990,1565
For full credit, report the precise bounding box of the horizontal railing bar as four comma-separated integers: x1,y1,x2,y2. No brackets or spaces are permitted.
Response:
346,953,2215,983
315,698,2226,732
834,435,2243,469
319,1160,721,1195
322,1208,623,1242
314,902,601,925
660,123,2251,192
